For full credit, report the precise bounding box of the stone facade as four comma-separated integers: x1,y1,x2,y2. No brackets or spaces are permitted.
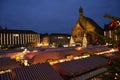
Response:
72,7,103,45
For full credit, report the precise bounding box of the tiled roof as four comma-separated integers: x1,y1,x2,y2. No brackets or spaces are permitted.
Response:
53,56,108,77
0,57,20,71
13,63,63,80
0,72,12,80
30,49,82,64
25,46,110,64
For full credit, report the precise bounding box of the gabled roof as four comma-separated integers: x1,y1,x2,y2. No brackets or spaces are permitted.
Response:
84,16,103,33
73,7,103,35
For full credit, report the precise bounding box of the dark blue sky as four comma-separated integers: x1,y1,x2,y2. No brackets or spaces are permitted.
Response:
0,0,120,34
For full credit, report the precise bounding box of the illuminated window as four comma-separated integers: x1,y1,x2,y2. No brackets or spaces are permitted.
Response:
13,34,19,37
67,37,70,39
58,36,63,39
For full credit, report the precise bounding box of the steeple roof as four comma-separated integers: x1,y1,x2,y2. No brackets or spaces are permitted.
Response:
79,7,83,14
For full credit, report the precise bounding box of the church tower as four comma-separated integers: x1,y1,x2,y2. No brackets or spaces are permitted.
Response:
72,7,103,45
72,7,85,44
79,7,84,18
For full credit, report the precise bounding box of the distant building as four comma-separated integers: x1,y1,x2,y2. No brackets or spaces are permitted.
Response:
72,7,103,45
104,24,120,45
40,33,49,47
0,29,40,49
41,33,71,47
49,33,71,47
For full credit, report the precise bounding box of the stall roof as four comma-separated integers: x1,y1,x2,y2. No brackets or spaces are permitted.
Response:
0,57,20,71
13,63,63,80
0,72,12,80
53,56,108,77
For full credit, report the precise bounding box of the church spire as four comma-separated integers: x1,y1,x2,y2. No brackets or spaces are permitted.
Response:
79,6,84,17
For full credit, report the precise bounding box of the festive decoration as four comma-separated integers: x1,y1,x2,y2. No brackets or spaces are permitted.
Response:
95,37,99,42
109,21,117,28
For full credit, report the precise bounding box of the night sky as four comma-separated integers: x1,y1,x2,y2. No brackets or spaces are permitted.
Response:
0,0,120,34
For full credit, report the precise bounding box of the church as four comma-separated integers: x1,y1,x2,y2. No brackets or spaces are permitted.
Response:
72,7,103,45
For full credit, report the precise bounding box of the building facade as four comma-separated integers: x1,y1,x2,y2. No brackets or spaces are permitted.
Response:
40,33,49,47
104,24,120,46
49,33,71,47
40,33,71,47
72,7,103,45
0,29,40,49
